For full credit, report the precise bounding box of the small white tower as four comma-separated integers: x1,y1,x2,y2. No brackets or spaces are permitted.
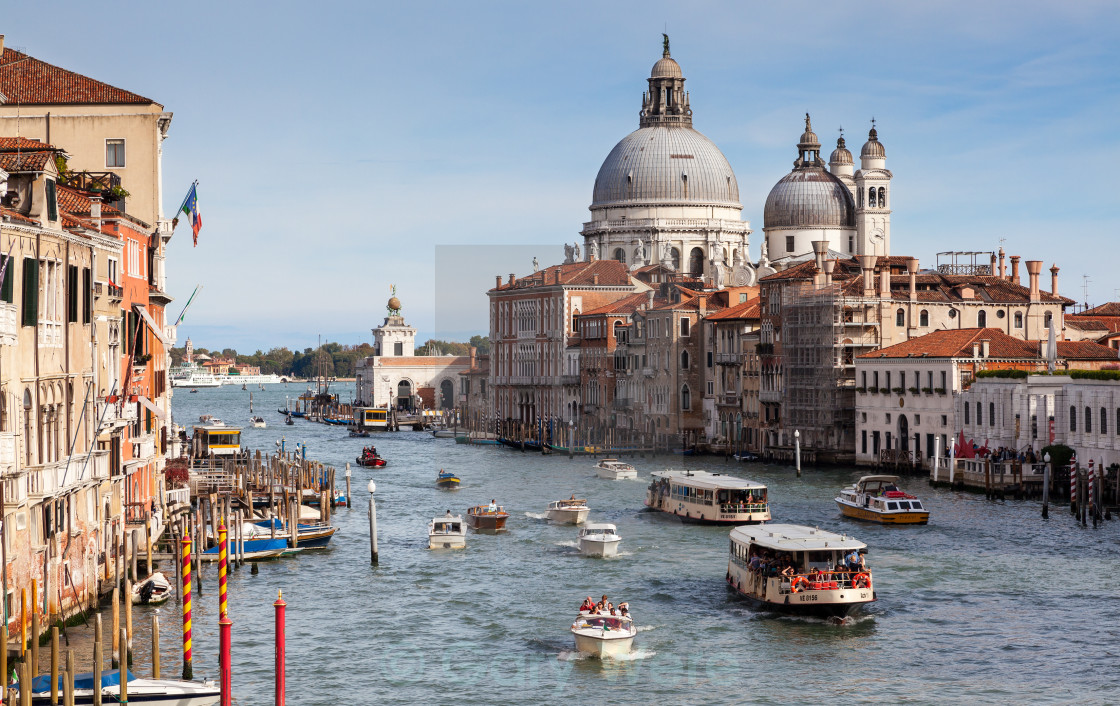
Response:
854,120,892,257
372,288,416,357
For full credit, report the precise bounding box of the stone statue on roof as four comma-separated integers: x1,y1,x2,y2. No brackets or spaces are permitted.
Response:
588,240,599,261
760,239,769,265
573,242,581,262
663,33,670,56
660,240,673,268
532,256,539,272
634,238,646,266
563,243,574,264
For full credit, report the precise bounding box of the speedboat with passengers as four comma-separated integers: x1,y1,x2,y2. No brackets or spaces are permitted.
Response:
836,475,929,524
547,497,589,524
570,611,636,658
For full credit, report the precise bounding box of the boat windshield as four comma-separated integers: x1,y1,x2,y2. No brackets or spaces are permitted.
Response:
432,522,460,533
575,616,628,630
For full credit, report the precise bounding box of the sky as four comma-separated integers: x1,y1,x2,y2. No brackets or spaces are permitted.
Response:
5,1,1119,352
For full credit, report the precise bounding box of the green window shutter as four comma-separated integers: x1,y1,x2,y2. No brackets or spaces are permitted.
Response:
67,265,78,323
21,258,38,326
123,312,130,352
0,255,13,303
45,180,58,222
82,268,92,323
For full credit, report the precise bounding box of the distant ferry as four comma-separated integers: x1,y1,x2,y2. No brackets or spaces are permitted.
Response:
171,364,284,387
645,470,770,524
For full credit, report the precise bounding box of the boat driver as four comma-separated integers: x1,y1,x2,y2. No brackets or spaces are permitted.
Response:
487,499,497,513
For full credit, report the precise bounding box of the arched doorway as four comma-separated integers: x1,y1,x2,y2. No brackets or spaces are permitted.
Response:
898,415,909,453
689,248,704,277
439,380,454,409
396,380,413,411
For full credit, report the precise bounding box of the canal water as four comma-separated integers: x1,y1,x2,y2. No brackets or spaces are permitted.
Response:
130,384,1118,704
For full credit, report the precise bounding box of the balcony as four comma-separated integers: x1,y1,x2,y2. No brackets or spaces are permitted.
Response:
715,352,743,365
38,320,62,348
718,393,741,406
165,487,190,507
559,375,580,385
612,397,633,410
148,285,174,307
0,433,14,466
107,285,123,301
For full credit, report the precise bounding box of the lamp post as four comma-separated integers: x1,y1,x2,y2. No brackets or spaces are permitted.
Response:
568,419,575,458
1042,452,1051,518
794,430,801,477
367,481,378,566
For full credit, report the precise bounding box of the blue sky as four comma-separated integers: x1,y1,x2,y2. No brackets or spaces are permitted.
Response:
6,1,1119,351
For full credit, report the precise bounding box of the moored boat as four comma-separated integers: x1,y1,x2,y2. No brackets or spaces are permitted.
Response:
836,475,930,524
26,669,219,705
595,459,637,480
570,612,636,658
646,470,769,524
578,523,621,557
131,572,172,605
428,514,466,549
547,497,589,524
466,502,509,532
432,428,456,438
436,469,461,489
726,524,875,618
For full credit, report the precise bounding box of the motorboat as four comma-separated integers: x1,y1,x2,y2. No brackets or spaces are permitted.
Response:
250,416,266,428
431,428,456,439
570,612,636,659
836,475,930,524
578,523,621,557
356,447,387,468
349,429,371,438
646,470,770,524
131,572,172,605
26,669,219,705
189,389,198,394
726,524,875,618
466,503,509,532
546,498,589,524
436,470,461,489
732,452,759,462
594,459,637,480
252,519,338,549
428,514,466,549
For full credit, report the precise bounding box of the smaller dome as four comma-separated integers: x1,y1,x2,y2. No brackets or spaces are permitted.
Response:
829,136,852,165
651,56,682,78
387,296,401,311
861,126,886,159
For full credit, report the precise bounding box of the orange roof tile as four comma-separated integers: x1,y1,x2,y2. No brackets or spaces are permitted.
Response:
0,47,154,105
1053,341,1119,360
490,260,632,291
1079,302,1120,317
704,299,761,321
580,292,651,317
858,328,1039,359
375,356,471,367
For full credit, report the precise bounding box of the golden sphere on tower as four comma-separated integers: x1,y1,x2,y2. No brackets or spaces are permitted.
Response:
387,296,402,311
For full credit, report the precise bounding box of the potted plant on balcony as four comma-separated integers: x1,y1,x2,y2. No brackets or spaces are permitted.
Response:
908,387,920,395
921,387,933,394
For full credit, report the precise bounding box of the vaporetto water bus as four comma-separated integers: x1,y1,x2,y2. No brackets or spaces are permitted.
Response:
645,470,769,524
726,524,875,618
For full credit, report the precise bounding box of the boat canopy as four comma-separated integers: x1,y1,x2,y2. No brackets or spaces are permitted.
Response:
650,469,766,491
730,524,866,552
855,475,902,486
31,669,134,693
550,499,588,508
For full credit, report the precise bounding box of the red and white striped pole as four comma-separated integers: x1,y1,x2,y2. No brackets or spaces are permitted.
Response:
181,535,193,681
1087,461,1095,513
274,590,286,706
1070,462,1077,505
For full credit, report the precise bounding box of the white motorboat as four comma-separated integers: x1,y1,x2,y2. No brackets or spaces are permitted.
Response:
428,514,466,549
547,498,589,524
250,416,266,428
27,669,219,705
595,458,637,480
570,612,636,658
131,572,172,605
578,523,621,557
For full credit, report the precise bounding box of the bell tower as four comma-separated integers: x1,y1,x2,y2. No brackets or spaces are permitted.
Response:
854,120,893,257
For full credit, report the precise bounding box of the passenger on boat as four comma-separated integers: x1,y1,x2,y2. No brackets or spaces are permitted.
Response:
846,549,861,572
579,597,595,612
487,499,497,513
445,509,453,517
619,602,629,617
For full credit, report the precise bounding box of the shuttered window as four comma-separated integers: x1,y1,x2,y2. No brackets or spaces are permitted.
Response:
45,179,58,222
21,258,38,326
0,255,13,303
67,265,79,323
82,268,92,323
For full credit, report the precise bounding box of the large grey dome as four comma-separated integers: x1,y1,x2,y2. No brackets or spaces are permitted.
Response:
764,167,854,228
591,126,740,209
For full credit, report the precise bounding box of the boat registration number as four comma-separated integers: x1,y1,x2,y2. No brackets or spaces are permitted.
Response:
798,594,818,602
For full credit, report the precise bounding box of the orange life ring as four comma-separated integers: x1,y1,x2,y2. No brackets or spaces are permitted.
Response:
853,572,870,589
790,576,809,593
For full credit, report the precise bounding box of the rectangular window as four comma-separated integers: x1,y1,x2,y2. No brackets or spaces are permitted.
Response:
21,258,38,326
926,434,934,458
45,179,58,222
393,342,403,356
106,139,126,168
940,371,947,389
964,404,970,425
82,267,92,323
941,415,947,427
785,235,795,253
861,430,867,454
0,254,13,303
680,318,690,337
67,265,78,323
707,351,713,368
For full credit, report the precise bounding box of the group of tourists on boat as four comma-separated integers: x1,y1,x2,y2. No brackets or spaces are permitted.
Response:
578,594,630,618
745,548,870,589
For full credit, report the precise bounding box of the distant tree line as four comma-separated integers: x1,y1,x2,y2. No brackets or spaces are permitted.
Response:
170,335,489,378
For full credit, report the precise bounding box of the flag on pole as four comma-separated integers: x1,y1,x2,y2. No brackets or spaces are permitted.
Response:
0,242,14,292
173,182,203,246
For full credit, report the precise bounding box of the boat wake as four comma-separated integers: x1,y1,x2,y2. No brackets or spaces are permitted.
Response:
776,613,876,627
553,540,579,548
524,511,549,520
557,649,591,661
613,648,657,661
557,648,656,662
635,625,658,632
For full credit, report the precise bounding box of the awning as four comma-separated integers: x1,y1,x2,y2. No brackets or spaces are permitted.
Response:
133,304,169,347
137,395,167,421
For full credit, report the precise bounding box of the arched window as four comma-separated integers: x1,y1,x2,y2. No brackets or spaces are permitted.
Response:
877,187,886,207
688,248,704,277
868,187,876,207
681,385,691,411
1085,407,1092,433
1014,312,1023,328
1043,312,1052,329
1070,405,1077,431
989,402,995,426
614,248,626,264
919,309,929,327
671,248,681,270
896,309,905,327
680,350,690,369
977,310,987,328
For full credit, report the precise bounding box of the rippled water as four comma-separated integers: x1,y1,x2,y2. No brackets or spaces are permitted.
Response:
122,384,1120,704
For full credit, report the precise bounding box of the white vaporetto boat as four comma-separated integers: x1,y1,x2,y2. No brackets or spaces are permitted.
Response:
578,523,621,557
570,613,636,658
547,498,589,524
595,459,637,480
428,514,466,549
646,470,770,524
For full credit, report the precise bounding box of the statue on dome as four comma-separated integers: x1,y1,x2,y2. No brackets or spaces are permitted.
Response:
711,261,723,289
662,33,670,57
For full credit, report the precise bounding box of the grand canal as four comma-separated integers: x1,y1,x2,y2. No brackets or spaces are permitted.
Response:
131,384,1118,704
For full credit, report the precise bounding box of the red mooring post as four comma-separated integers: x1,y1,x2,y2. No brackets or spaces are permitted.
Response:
274,590,286,706
219,614,232,706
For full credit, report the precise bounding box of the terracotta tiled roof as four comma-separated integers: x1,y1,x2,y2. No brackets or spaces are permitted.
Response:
760,260,819,282
0,150,54,172
0,136,58,151
0,206,36,225
0,47,154,105
1052,341,1119,360
858,328,1039,359
490,260,633,291
1064,319,1109,332
1079,302,1120,316
580,292,651,317
704,298,761,321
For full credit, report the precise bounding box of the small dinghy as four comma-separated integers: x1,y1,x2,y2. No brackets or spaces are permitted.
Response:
131,572,173,605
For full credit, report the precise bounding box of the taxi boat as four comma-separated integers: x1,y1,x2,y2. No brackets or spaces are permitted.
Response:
595,459,637,480
436,470,461,489
546,498,589,524
578,523,621,557
645,470,769,524
466,503,509,532
726,524,875,618
836,475,930,524
570,612,636,658
428,514,466,549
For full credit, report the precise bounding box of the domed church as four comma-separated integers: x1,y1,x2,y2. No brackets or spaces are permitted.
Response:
577,36,754,287
763,115,893,268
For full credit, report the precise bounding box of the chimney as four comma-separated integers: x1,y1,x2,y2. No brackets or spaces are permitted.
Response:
1050,264,1060,297
647,290,655,307
1010,255,1020,284
508,273,516,285
879,266,890,298
812,240,828,270
592,274,599,285
981,339,989,357
0,36,4,57
972,343,980,359
989,252,997,276
496,275,502,289
907,257,919,302
822,259,836,286
858,255,878,296
1026,260,1042,302
998,248,1006,279
698,295,708,316
470,346,477,368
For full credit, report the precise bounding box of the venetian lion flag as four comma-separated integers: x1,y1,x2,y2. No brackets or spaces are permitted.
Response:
173,182,203,246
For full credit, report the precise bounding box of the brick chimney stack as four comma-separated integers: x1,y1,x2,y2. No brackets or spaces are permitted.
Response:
496,275,502,289
998,248,1006,279
508,273,516,285
1050,264,1060,297
1010,256,1021,284
1026,260,1043,302
859,255,878,296
990,252,998,276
